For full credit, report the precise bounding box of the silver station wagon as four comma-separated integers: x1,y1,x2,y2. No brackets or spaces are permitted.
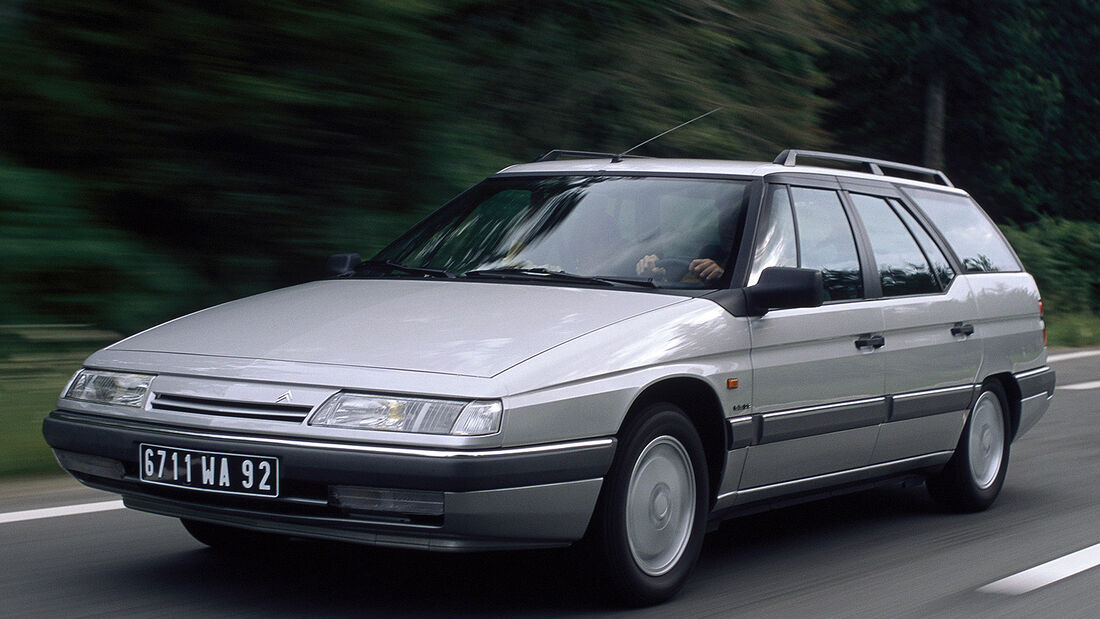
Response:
44,149,1055,604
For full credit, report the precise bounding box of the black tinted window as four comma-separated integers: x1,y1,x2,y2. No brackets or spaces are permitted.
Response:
789,187,862,301
850,194,939,296
903,187,1020,273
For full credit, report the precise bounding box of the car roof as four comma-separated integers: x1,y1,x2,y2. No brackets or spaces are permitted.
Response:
494,157,971,195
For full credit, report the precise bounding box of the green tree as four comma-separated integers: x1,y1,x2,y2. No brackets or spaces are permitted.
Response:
1,1,457,332
823,0,1077,222
437,0,837,161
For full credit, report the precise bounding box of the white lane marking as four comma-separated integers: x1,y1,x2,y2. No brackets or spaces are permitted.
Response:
979,542,1100,595
1060,380,1100,391
0,500,125,525
1048,350,1100,363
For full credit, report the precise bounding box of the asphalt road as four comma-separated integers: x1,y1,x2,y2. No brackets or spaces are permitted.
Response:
2,350,1098,617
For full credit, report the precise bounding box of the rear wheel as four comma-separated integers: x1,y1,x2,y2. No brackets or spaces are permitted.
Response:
588,403,708,606
927,381,1010,512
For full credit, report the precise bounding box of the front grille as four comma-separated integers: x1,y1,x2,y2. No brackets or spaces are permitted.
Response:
150,393,313,423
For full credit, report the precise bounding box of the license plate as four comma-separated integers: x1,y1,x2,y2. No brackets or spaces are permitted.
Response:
139,444,279,497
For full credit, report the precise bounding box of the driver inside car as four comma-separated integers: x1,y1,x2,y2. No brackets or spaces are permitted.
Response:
634,204,738,283
635,252,726,282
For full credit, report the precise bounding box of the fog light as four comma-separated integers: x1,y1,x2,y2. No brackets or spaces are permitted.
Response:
53,449,125,480
331,485,444,517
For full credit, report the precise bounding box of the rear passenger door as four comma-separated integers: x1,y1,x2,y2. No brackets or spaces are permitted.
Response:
739,180,887,491
841,181,982,463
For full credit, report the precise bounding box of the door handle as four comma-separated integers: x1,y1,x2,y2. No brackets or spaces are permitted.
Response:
951,322,975,337
855,334,885,350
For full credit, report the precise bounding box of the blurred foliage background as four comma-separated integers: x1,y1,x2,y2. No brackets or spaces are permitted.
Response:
1,0,1098,476
2,0,1098,337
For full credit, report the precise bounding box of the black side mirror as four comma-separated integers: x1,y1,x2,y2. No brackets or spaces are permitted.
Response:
744,267,824,316
326,253,361,278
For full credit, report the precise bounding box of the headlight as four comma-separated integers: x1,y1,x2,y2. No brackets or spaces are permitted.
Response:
309,393,502,436
64,369,153,407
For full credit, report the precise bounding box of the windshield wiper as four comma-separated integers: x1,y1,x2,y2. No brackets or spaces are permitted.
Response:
464,268,656,288
590,275,658,288
355,260,456,279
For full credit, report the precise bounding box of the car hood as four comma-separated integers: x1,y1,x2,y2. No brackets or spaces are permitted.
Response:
109,279,688,378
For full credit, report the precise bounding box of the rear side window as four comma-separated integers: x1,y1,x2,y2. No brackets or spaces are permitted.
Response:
891,199,955,288
849,194,939,296
903,188,1020,273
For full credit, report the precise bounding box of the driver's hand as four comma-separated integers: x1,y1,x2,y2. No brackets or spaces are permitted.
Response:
636,254,666,278
689,258,724,281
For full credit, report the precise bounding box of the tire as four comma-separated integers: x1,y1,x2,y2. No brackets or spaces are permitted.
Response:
181,518,283,552
587,403,709,606
927,381,1011,512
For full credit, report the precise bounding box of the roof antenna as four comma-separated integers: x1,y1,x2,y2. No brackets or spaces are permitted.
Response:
612,107,723,162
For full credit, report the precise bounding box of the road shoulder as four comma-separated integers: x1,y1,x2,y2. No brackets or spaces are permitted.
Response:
0,474,114,513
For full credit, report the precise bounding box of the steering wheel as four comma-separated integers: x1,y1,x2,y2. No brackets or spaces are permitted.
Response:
655,257,692,281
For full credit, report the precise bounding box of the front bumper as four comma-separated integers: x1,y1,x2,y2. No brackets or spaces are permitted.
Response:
43,410,615,550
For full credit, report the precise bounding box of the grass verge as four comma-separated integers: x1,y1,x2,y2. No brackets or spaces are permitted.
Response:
0,350,89,479
1046,312,1100,348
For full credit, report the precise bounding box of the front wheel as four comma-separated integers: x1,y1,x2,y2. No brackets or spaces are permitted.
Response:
927,381,1011,512
587,404,708,606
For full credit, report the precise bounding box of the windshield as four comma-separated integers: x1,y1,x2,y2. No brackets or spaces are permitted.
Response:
374,176,749,289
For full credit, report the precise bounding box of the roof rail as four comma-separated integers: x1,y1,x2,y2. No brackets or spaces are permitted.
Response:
773,149,953,187
534,150,650,163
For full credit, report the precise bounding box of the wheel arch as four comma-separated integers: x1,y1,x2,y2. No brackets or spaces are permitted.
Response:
982,372,1021,441
623,377,727,507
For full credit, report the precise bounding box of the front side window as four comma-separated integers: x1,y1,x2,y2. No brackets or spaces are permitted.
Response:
903,187,1021,273
849,194,939,297
376,176,748,289
748,185,799,285
789,187,863,301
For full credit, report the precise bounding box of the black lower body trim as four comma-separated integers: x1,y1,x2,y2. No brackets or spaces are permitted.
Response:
890,385,975,422
1016,366,1055,399
759,398,887,444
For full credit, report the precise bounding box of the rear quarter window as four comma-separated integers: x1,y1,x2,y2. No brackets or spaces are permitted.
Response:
903,187,1021,273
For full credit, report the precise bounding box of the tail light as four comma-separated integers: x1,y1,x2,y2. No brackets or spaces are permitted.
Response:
1039,300,1047,347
